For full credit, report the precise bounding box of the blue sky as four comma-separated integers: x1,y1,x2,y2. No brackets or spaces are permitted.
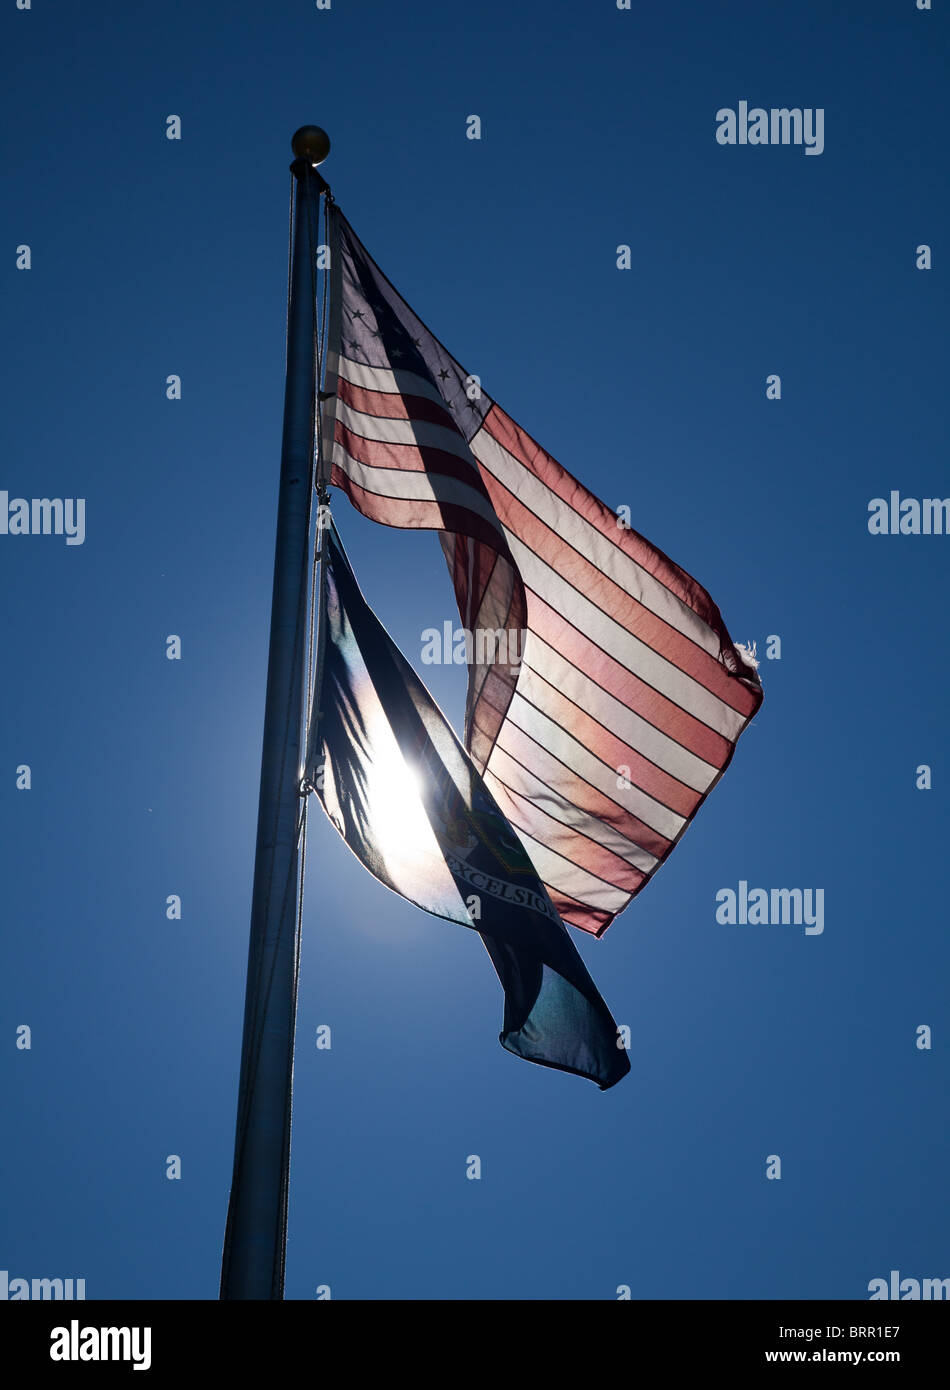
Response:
2,0,947,1299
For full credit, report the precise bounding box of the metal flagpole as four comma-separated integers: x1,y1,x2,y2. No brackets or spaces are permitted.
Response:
220,125,331,1301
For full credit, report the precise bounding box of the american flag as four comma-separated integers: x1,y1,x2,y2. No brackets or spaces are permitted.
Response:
320,207,763,937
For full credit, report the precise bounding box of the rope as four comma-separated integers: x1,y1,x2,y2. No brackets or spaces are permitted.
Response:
283,169,294,368
315,191,332,495
304,179,333,748
308,193,331,750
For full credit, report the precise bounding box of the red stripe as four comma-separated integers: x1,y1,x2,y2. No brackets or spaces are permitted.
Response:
329,466,505,554
520,666,702,817
467,663,518,769
335,427,736,759
486,769,651,892
338,411,751,728
482,405,762,692
332,385,758,940
444,534,474,626
478,464,758,718
493,717,671,860
329,466,524,776
335,421,491,499
445,536,512,642
547,889,613,938
338,375,458,432
529,593,732,767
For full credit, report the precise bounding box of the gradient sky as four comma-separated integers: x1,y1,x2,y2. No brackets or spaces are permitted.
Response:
2,0,948,1300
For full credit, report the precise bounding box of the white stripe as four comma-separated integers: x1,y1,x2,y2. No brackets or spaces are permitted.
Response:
336,410,740,740
485,747,659,873
510,826,634,913
505,533,745,740
337,424,719,791
338,355,447,409
526,635,718,792
335,399,475,465
472,424,724,660
332,447,507,542
319,207,346,490
502,693,683,843
337,401,739,742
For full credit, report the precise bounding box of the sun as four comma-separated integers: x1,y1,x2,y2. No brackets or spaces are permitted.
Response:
364,729,431,870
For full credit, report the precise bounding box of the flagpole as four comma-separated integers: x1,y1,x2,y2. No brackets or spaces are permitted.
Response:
220,126,331,1301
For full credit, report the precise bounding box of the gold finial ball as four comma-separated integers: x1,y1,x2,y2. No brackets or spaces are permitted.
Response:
291,125,331,166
